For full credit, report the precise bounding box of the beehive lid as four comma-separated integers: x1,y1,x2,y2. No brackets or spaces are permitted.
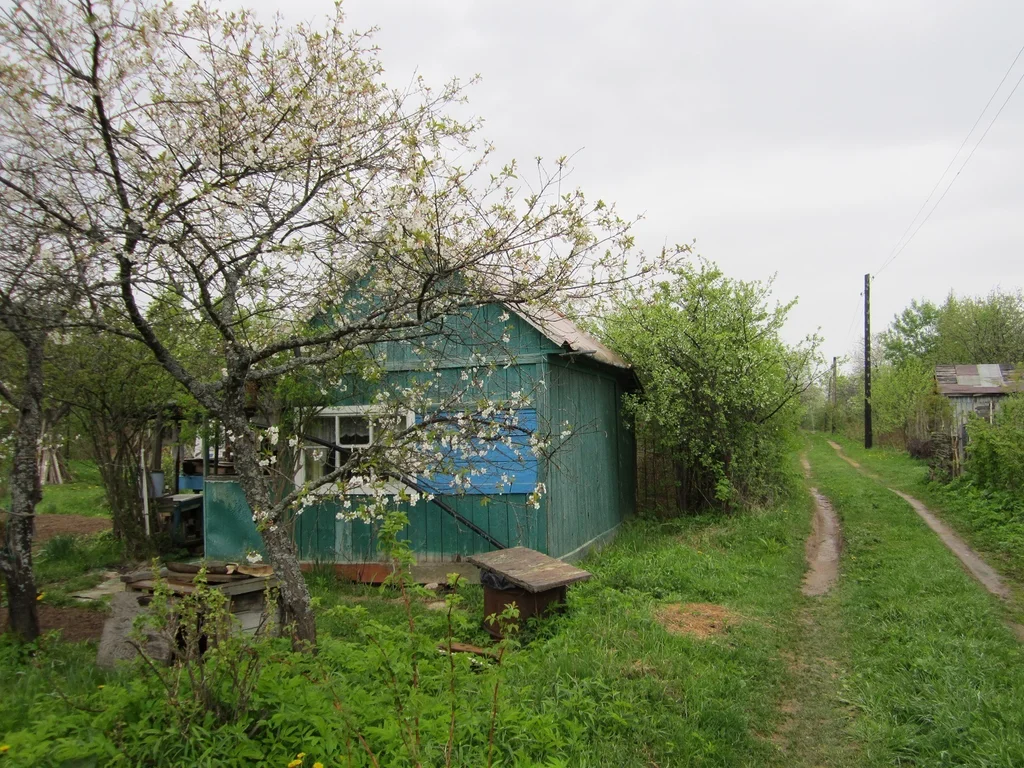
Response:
468,547,592,593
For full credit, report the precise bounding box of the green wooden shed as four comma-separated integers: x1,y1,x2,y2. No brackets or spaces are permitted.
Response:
204,304,637,569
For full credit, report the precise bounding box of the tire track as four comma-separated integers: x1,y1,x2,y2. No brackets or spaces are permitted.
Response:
800,455,842,597
825,440,1009,600
824,440,1024,641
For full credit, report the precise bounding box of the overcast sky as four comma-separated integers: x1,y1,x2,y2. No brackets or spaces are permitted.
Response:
268,0,1023,364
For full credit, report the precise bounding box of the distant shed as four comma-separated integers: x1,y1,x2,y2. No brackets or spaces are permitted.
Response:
934,364,1024,467
935,364,1024,421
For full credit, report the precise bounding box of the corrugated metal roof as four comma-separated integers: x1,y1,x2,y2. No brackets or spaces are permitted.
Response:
511,306,630,369
935,364,1024,395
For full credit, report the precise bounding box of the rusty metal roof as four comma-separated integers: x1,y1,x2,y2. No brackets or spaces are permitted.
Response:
934,364,1024,395
511,306,630,369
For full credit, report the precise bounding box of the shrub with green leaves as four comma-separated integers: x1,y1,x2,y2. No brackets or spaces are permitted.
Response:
967,393,1024,494
603,261,821,510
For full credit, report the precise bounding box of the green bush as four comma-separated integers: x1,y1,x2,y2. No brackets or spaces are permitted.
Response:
603,261,819,510
967,394,1024,494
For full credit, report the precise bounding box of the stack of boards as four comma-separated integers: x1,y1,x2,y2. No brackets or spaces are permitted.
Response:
120,561,279,635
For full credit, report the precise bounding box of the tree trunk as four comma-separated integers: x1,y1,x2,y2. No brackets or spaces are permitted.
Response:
2,340,44,641
223,410,317,649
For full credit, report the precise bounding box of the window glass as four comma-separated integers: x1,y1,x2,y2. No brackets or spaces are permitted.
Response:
303,447,326,483
338,415,371,446
308,415,336,444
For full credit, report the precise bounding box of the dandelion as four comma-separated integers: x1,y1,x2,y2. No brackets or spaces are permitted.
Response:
0,745,8,753
287,761,302,768
36,592,44,601
314,763,324,768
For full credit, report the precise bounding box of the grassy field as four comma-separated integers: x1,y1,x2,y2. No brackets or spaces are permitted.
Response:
805,433,1024,766
825,434,1024,581
36,461,111,518
32,533,123,604
2,473,817,767
0,460,111,518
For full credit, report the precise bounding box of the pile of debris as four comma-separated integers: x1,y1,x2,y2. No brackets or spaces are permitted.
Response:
96,560,279,669
121,560,275,595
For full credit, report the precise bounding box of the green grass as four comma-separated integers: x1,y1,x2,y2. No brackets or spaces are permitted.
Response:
501,500,815,766
1,460,110,518
306,498,818,765
9,441,1024,765
0,634,112,736
35,460,111,518
825,434,1024,582
806,433,1024,766
1,476,818,766
32,532,124,604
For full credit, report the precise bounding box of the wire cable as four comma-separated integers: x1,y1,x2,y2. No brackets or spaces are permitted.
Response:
874,40,1024,277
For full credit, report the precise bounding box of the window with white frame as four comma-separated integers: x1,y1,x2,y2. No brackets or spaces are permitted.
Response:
299,407,413,488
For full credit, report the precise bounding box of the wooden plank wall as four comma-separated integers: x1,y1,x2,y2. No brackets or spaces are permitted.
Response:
545,359,633,558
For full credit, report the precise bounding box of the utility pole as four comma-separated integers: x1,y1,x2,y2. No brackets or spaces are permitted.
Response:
831,356,837,434
864,274,873,449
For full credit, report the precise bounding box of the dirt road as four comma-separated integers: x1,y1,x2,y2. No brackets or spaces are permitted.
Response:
826,440,1010,601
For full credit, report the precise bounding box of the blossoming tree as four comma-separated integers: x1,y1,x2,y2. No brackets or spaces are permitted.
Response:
0,0,662,646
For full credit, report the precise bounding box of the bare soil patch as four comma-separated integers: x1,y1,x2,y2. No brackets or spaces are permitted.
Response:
0,604,107,642
33,514,111,545
654,602,739,639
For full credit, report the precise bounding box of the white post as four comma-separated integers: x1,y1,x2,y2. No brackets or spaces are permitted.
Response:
141,444,151,538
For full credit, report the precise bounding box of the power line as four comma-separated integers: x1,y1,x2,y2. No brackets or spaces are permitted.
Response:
874,40,1024,277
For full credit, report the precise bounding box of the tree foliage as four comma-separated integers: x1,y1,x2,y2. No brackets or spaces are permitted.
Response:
54,321,185,558
0,226,92,640
604,262,821,510
880,290,1024,368
880,299,941,368
0,0,665,645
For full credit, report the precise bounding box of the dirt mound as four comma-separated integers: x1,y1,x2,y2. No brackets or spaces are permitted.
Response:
33,514,111,544
655,602,739,639
0,604,107,643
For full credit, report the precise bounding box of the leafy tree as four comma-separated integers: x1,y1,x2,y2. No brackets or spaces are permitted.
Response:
880,299,940,368
604,262,822,510
0,0,658,645
933,290,1024,364
55,322,185,558
869,357,948,454
966,394,1024,494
